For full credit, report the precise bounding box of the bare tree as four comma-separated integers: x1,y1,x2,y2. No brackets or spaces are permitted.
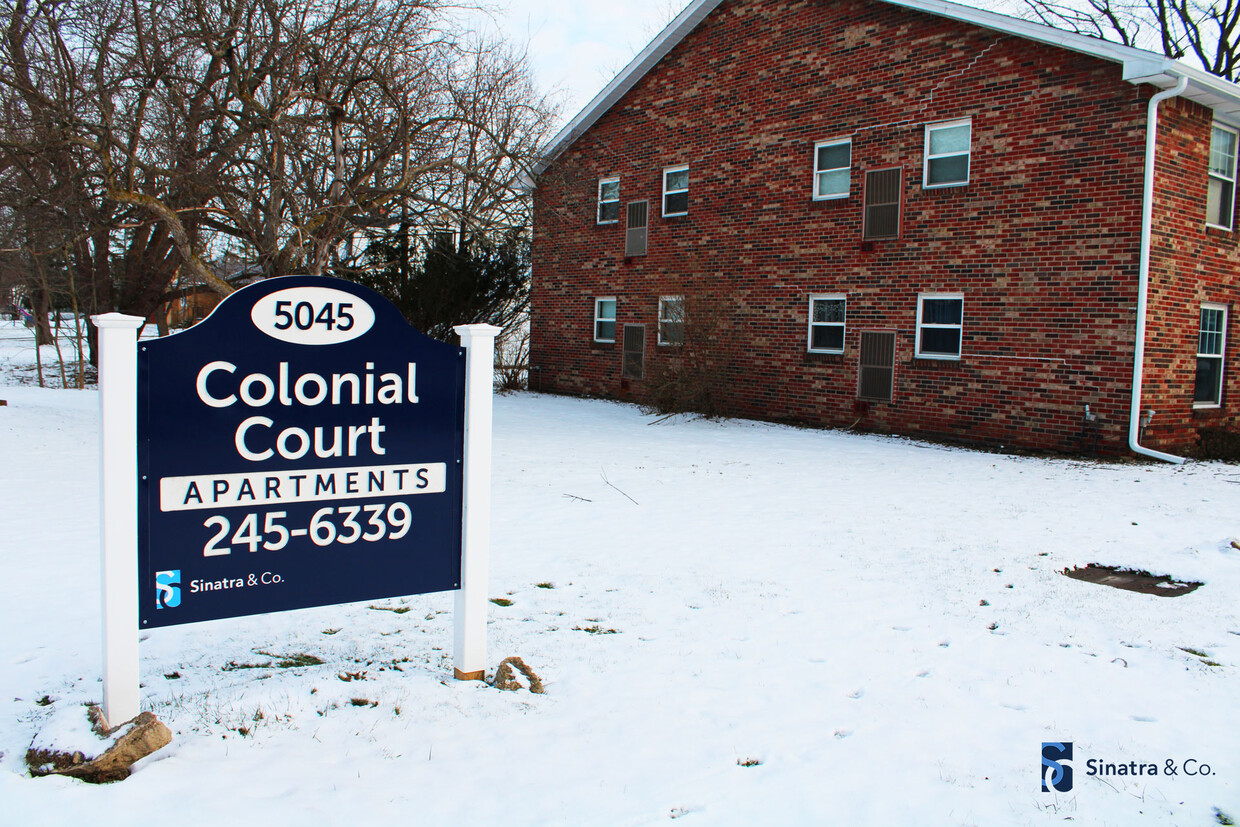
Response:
2,0,243,356
1023,0,1240,80
436,36,556,244
0,0,553,361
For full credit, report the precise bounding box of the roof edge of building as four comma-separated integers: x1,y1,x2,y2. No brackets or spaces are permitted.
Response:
532,0,1240,179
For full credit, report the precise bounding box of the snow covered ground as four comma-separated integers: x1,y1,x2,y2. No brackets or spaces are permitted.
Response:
1,319,1238,825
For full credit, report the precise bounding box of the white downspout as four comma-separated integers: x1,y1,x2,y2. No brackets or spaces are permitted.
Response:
1130,75,1189,464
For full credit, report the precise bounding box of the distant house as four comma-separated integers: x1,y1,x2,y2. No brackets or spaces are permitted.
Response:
161,258,263,329
529,0,1240,457
2,286,24,320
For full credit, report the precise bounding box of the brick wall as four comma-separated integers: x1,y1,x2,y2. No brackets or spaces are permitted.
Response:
532,0,1239,454
1143,98,1240,450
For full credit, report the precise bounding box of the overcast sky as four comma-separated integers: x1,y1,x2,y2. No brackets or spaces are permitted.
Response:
476,0,689,129
475,0,1048,132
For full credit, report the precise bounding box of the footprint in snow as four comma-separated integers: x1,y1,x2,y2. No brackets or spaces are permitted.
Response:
916,670,931,678
833,729,853,739
847,689,865,699
1130,715,1157,723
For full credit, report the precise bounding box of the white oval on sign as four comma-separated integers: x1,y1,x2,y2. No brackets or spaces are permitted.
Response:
251,287,375,345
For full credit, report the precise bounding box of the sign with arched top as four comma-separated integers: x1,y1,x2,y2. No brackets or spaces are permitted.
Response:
136,276,466,628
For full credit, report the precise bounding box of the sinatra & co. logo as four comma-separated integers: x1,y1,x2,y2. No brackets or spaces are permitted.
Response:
1042,742,1073,792
155,570,181,609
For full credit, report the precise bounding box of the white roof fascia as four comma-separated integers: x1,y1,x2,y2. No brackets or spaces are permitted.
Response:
894,0,1161,65
893,0,1240,125
533,0,1240,177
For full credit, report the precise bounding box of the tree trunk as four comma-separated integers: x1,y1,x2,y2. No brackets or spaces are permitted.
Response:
32,286,53,346
85,316,100,368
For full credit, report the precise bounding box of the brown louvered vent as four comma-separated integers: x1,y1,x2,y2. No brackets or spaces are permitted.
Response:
622,324,646,379
858,331,895,401
864,168,901,240
625,200,648,257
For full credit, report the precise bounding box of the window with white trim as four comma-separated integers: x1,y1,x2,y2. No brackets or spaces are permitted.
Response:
1207,125,1237,230
813,140,851,200
916,294,963,359
1195,304,1227,406
597,178,620,224
658,295,684,345
595,297,617,343
808,294,846,353
663,165,688,217
924,119,971,188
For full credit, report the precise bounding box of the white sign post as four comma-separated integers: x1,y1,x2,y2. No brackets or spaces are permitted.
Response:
452,324,499,680
94,312,144,728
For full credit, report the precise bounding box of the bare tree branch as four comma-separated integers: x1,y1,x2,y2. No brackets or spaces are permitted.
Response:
1023,0,1240,80
0,0,556,362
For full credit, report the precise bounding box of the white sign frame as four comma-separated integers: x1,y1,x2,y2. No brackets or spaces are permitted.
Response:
93,312,497,727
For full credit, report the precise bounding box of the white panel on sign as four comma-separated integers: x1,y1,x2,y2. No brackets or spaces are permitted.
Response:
159,462,447,511
251,287,375,345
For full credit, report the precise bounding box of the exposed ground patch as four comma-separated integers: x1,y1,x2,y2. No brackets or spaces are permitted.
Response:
1063,564,1202,597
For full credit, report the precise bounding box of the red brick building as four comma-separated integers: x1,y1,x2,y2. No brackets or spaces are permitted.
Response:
529,0,1240,458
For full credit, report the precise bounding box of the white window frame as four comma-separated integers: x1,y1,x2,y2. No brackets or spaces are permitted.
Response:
594,297,617,343
807,294,846,353
916,293,964,360
658,295,684,345
923,118,971,189
813,139,851,200
1195,303,1228,408
1207,124,1237,231
662,165,689,217
597,177,620,225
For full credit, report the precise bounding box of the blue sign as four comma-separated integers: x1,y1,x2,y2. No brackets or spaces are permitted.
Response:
137,276,465,627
